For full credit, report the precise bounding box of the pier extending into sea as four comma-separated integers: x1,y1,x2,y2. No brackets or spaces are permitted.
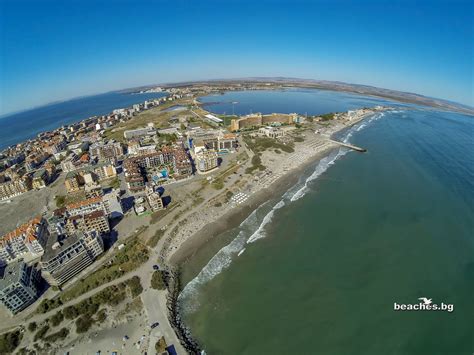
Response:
329,139,367,152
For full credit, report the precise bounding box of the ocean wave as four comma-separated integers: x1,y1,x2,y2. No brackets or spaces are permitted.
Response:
179,110,390,313
292,111,389,201
246,200,285,244
290,149,347,201
178,229,248,313
178,208,261,313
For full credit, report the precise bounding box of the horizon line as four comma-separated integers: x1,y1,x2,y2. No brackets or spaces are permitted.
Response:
1,76,472,119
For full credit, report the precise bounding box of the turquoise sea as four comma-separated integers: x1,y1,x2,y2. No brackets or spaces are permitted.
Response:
180,90,474,354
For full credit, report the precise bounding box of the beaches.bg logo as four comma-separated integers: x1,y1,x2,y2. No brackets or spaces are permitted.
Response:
394,297,454,313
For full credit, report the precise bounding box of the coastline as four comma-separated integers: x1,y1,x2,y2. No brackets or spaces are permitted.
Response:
165,145,337,354
166,110,375,266
169,145,335,266
161,109,385,352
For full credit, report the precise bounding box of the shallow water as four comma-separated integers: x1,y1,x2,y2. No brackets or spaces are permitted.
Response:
180,90,474,354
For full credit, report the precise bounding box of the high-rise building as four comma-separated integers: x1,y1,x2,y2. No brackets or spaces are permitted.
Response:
0,261,42,314
40,231,104,286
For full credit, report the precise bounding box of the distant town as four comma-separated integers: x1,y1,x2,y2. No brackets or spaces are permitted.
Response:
0,81,390,354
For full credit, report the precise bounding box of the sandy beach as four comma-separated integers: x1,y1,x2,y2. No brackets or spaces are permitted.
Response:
164,117,357,267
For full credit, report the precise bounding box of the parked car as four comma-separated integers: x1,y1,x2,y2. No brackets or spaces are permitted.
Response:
150,322,159,329
153,264,160,270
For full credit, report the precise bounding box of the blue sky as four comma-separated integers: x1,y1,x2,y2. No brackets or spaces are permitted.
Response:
0,0,472,115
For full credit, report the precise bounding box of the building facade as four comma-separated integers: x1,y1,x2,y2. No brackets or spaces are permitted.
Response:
40,231,104,286
0,261,42,314
0,217,48,265
196,150,218,172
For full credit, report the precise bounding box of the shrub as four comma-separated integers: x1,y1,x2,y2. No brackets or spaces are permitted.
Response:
44,328,69,342
37,298,62,314
49,311,64,327
63,305,79,320
75,316,93,334
0,330,23,353
27,322,37,332
55,195,66,208
126,276,143,298
151,271,166,290
34,325,49,342
95,309,107,323
155,336,167,353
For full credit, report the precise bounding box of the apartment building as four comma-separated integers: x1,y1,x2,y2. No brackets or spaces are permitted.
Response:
0,261,42,314
146,185,164,211
123,126,156,140
102,191,123,219
64,162,117,193
196,150,219,172
89,141,123,163
32,168,49,189
65,196,106,217
0,217,49,265
0,177,32,201
65,174,81,193
65,210,110,235
40,231,104,286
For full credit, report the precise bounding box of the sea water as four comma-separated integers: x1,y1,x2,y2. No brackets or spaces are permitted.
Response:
179,90,474,354
0,91,167,150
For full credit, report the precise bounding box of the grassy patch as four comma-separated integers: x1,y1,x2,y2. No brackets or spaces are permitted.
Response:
54,195,66,208
244,136,294,154
218,114,239,126
192,195,205,205
147,228,165,248
126,276,143,298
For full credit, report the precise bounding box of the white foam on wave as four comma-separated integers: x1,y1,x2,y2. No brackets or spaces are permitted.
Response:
290,149,347,201
178,229,248,313
178,209,259,313
179,109,392,313
246,200,285,244
291,111,389,201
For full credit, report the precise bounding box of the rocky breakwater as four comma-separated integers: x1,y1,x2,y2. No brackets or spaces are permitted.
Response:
165,268,202,354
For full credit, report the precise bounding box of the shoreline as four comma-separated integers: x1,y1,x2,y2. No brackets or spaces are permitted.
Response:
167,109,375,266
161,109,385,352
165,145,337,354
169,145,335,266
